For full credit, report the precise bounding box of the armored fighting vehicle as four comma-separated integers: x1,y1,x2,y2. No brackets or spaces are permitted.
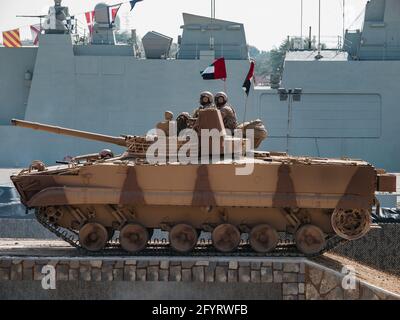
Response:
10,110,396,256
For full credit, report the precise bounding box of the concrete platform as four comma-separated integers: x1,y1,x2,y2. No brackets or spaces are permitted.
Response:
0,239,399,300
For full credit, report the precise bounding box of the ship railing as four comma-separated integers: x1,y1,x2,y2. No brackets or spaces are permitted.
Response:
286,35,345,52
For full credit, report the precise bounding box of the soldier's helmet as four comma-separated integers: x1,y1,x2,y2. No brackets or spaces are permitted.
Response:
215,92,228,105
54,0,62,5
199,91,214,106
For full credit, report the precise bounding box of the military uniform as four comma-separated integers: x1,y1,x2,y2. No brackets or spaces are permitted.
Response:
192,91,215,118
214,92,238,132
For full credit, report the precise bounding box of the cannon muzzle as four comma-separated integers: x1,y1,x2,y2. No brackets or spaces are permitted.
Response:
11,119,127,147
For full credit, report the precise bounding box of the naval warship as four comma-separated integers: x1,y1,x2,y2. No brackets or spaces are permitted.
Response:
1,0,400,173
1,0,400,217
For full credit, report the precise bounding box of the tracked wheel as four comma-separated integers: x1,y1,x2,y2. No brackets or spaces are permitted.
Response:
120,224,149,253
331,208,371,240
295,224,326,256
79,222,108,252
212,224,241,253
169,224,198,253
250,224,279,253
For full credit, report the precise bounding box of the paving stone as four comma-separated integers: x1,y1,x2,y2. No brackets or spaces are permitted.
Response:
308,267,323,286
124,266,136,281
182,269,192,282
215,266,227,283
69,260,80,269
159,269,169,282
205,266,215,282
79,260,92,266
284,295,299,300
12,259,22,265
298,283,305,294
101,266,113,281
283,263,300,273
114,261,124,269
283,283,299,295
0,260,12,268
137,261,149,268
90,260,103,268
251,262,261,270
238,267,251,283
228,261,238,270
10,264,22,281
192,266,205,282
298,294,305,300
262,261,272,267
149,260,160,267
261,267,273,283
79,266,91,281
325,287,344,300
169,266,182,282
136,269,147,281
102,260,116,267
22,260,35,269
23,268,33,281
68,269,79,281
239,262,250,267
147,266,159,281
182,261,195,269
113,268,124,281
160,261,170,270
170,261,181,266
125,260,137,266
195,261,209,267
91,268,102,282
273,271,283,283
306,283,321,300
251,270,261,283
33,265,44,281
299,263,305,274
298,274,305,283
320,272,339,295
283,272,298,283
273,262,283,270
217,262,229,267
360,286,380,300
56,265,69,281
228,270,238,283
0,268,10,281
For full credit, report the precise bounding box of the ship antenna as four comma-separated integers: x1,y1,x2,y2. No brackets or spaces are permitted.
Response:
300,0,303,39
343,0,346,43
316,0,323,59
210,0,216,50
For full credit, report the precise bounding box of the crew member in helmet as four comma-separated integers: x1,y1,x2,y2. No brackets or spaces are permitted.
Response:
192,91,215,118
214,92,238,132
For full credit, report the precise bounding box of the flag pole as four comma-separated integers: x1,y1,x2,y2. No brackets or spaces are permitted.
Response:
242,93,249,124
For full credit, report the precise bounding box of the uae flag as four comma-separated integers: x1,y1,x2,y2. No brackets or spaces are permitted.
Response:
242,60,255,96
201,57,227,80
130,0,143,11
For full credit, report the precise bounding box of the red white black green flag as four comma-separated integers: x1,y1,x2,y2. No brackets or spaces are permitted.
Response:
242,60,255,96
201,57,227,80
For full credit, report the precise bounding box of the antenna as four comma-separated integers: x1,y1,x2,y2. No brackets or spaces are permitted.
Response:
316,0,323,59
343,0,345,41
210,0,216,50
300,0,303,38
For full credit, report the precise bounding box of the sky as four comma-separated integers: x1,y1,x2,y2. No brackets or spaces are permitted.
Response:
0,0,369,50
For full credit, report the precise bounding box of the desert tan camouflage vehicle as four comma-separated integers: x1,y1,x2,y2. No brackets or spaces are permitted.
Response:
10,109,396,256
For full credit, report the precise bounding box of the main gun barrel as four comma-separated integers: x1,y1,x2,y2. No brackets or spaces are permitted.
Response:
11,119,127,147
